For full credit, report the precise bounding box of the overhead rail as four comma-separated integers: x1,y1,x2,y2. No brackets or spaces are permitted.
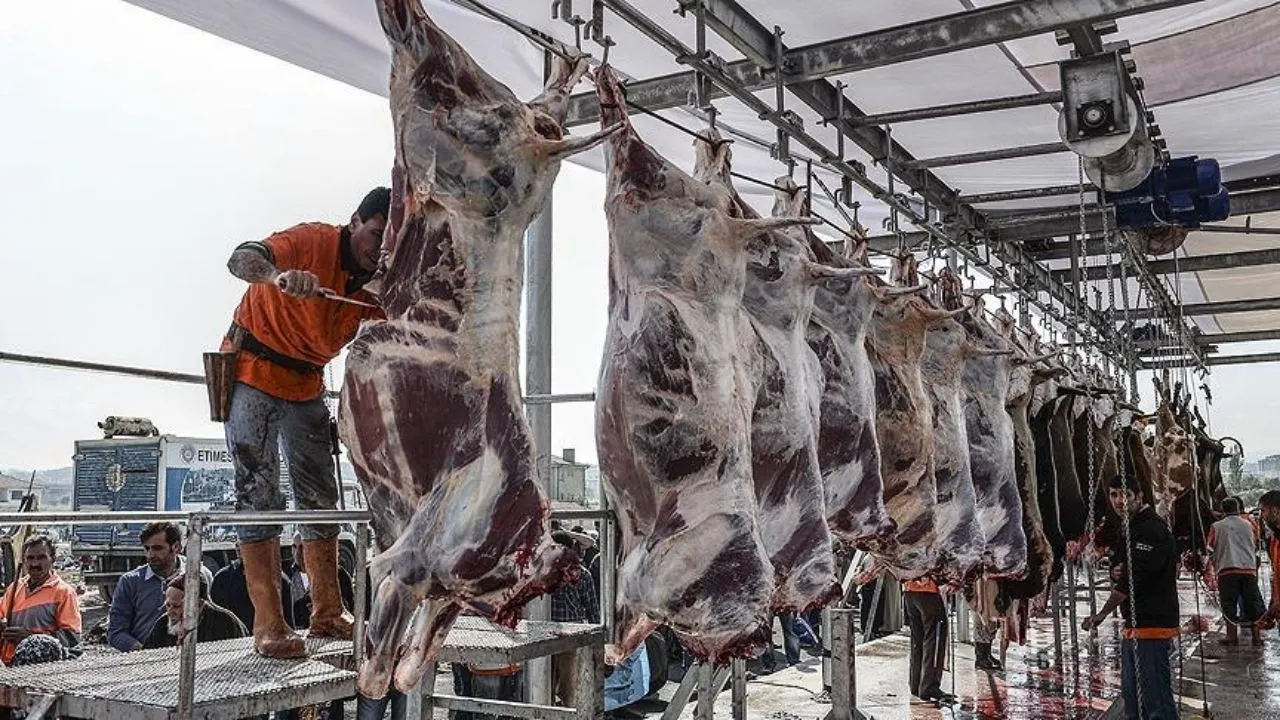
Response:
562,0,1208,126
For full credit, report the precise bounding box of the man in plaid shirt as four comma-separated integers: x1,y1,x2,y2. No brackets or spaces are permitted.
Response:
550,532,600,703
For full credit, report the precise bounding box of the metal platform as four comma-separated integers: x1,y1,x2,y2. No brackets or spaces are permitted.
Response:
0,618,605,720
0,636,353,720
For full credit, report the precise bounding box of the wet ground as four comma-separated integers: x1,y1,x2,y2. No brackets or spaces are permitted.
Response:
71,570,1273,719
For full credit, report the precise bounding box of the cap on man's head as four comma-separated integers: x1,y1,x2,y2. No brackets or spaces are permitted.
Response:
1108,473,1142,493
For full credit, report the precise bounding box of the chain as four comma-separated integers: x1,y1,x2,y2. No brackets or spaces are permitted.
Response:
1101,167,1147,718
1118,441,1148,720
1173,246,1213,717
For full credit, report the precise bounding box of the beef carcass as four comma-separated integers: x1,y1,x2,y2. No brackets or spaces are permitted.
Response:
865,254,959,578
1050,390,1087,544
593,66,820,663
693,139,842,614
1070,371,1122,554
1027,337,1067,583
801,231,898,552
339,1,617,696
938,275,1027,580
994,310,1056,600
907,263,984,586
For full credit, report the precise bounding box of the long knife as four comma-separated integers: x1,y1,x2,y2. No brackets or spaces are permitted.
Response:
318,288,379,310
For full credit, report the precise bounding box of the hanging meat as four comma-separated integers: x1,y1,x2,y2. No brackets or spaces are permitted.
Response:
865,254,959,578
338,0,617,697
995,310,1056,600
1026,335,1067,583
802,229,898,552
692,137,842,615
938,274,1028,580
902,262,984,586
1070,368,1121,553
594,66,820,664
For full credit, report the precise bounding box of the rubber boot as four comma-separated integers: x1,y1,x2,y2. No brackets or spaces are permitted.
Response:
1225,622,1239,646
975,642,1003,670
303,536,355,639
241,537,307,658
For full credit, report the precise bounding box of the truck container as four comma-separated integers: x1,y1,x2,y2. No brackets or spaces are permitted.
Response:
71,435,362,601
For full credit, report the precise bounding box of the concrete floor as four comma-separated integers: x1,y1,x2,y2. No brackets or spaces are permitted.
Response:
653,575,1243,720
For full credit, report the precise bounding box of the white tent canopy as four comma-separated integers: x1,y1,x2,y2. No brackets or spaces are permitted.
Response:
119,0,1280,363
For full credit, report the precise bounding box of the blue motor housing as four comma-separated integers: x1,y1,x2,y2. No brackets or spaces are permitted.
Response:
1104,156,1230,230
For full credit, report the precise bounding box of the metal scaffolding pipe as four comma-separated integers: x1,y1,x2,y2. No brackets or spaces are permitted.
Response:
908,141,1067,169
1128,295,1280,320
854,90,1062,126
963,183,1095,204
524,200,554,704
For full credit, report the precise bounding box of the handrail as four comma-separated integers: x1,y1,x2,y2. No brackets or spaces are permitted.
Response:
0,509,372,525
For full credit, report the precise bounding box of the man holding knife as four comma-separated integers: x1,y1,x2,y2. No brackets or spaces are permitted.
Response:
214,187,388,658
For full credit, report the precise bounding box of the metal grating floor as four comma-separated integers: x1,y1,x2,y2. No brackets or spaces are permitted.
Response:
0,636,354,719
436,616,603,664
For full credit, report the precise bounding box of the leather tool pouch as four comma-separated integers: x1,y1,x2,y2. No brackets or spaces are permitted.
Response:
203,331,242,423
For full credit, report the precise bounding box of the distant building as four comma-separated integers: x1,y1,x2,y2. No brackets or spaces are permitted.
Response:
549,449,590,506
1257,454,1280,478
0,474,40,511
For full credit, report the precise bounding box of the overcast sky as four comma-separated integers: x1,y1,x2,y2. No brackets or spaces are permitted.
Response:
3,0,1280,474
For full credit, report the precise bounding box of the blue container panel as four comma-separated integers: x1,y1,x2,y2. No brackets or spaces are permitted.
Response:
73,443,160,546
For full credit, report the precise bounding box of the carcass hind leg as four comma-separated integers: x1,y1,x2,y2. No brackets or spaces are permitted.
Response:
393,599,462,693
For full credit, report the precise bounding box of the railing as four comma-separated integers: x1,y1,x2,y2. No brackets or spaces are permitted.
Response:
0,504,617,719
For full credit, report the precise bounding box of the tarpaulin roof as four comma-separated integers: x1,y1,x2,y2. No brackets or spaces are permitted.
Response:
118,0,1280,365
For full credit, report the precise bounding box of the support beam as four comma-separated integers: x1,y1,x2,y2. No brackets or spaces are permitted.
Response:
1192,329,1280,346
1145,351,1280,369
563,0,1209,126
1129,296,1280,320
1137,328,1280,353
1052,246,1280,280
962,183,1095,204
1030,231,1280,261
991,187,1280,240
854,90,1062,126
908,141,1067,169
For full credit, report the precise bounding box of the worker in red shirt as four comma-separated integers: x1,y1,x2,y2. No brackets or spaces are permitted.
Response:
216,187,388,658
903,576,955,706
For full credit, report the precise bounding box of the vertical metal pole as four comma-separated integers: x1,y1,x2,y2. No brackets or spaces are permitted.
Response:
177,514,205,720
601,499,616,640
354,523,369,667
1052,581,1064,669
574,641,605,719
525,201,554,705
730,658,747,720
695,663,716,720
821,609,832,692
830,608,855,720
1066,561,1079,655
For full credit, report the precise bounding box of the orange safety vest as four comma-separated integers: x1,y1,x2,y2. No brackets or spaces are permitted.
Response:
0,572,82,665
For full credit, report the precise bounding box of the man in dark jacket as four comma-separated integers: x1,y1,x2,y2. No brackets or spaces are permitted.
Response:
144,573,247,648
1082,473,1180,720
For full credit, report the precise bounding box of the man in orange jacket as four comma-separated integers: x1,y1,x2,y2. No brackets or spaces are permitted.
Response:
219,187,388,658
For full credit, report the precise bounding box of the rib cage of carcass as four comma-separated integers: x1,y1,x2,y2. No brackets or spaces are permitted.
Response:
337,0,617,698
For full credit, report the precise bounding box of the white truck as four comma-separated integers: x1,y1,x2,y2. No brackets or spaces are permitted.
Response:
71,434,364,601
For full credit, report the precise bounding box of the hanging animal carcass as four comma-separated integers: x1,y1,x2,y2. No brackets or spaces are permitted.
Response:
339,0,617,697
